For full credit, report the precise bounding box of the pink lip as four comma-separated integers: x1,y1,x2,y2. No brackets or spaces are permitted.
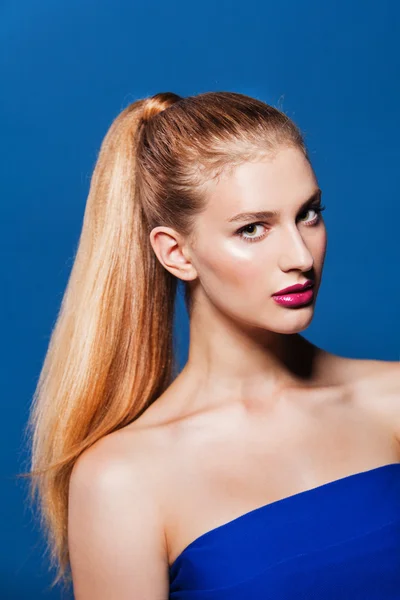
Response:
272,280,315,308
273,279,314,296
272,287,314,307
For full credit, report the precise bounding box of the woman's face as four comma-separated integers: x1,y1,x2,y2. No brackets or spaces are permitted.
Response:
187,146,327,334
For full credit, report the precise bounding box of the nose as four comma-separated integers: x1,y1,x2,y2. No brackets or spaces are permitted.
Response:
277,225,314,273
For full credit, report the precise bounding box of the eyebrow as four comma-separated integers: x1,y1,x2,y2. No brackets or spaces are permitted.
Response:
227,188,322,223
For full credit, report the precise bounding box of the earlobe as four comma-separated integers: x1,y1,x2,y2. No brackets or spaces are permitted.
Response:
149,227,198,282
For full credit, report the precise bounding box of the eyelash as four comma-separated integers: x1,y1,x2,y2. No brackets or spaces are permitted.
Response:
236,204,326,243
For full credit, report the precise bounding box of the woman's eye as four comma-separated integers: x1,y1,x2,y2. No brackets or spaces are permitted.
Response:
236,223,267,243
236,205,325,243
301,209,315,221
299,205,326,224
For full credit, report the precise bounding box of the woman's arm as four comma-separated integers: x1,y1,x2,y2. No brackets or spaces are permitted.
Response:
68,437,169,599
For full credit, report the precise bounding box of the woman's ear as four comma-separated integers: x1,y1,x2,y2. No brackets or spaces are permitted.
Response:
149,226,198,282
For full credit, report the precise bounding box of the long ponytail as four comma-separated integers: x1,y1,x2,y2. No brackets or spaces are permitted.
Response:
23,94,181,587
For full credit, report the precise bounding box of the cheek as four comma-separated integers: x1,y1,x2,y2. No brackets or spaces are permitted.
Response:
197,238,270,290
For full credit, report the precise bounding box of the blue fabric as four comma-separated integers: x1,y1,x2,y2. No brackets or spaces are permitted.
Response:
169,463,400,599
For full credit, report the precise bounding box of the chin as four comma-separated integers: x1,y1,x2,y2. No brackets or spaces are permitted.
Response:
269,307,315,334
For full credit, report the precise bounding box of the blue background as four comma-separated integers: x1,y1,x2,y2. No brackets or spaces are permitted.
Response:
1,0,399,596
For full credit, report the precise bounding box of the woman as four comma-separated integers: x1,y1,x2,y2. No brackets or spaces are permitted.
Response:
26,91,400,599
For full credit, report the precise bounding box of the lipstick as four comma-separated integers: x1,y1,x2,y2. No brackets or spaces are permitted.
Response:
272,280,314,308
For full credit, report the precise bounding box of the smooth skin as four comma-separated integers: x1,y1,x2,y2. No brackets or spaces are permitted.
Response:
68,147,400,599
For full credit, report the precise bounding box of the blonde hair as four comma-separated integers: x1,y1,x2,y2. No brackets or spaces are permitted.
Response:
20,91,308,588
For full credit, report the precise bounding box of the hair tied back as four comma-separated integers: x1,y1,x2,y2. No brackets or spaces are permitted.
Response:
141,91,183,123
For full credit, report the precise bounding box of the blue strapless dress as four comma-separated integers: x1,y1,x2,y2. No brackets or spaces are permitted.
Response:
169,463,400,599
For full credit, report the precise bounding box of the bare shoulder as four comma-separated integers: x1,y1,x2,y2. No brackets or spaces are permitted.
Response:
338,355,400,391
334,355,400,441
68,422,172,599
320,349,398,386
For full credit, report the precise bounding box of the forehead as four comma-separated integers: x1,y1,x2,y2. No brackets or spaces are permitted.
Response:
203,147,318,220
